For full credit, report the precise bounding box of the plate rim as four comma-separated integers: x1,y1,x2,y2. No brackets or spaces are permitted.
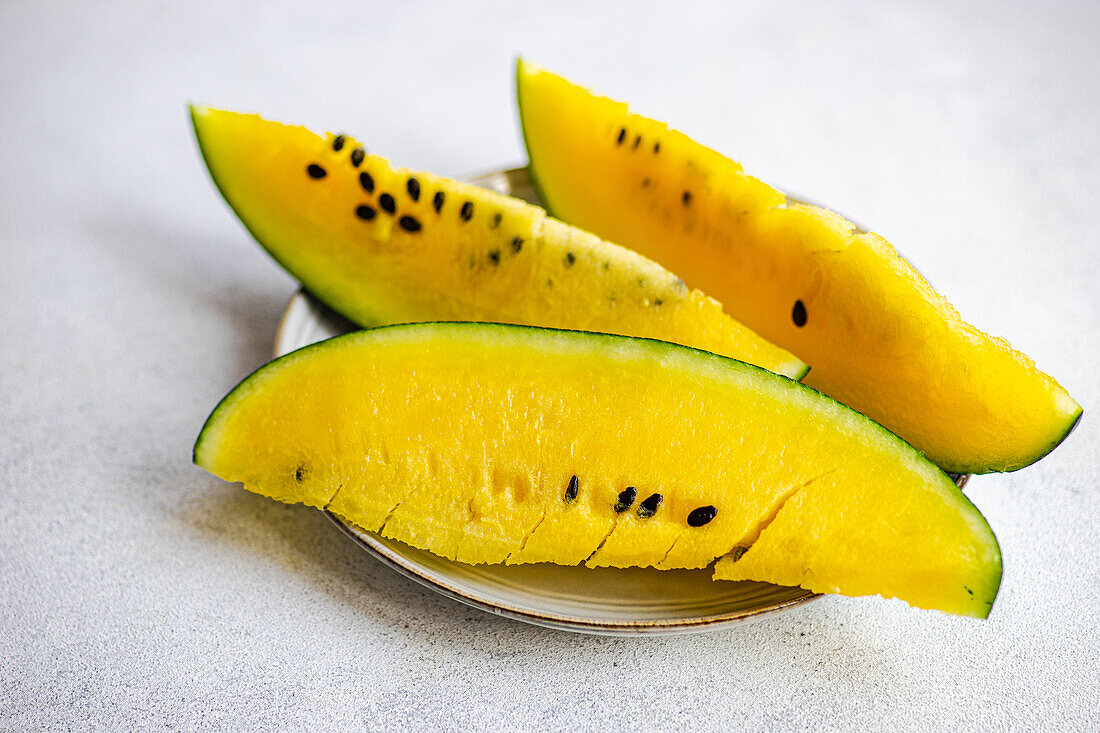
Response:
324,509,819,636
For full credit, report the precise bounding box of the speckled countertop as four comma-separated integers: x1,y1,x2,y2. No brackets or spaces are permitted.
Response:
2,1,1097,729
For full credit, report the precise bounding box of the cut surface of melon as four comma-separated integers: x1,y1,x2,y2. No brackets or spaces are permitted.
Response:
515,60,1081,473
194,323,1002,618
190,106,806,380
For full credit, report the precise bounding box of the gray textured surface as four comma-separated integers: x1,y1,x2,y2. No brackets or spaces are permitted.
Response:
2,1,1097,730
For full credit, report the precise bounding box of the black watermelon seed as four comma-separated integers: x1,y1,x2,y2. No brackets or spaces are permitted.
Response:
687,505,717,527
406,177,420,202
653,141,660,154
633,134,641,149
332,134,346,152
616,128,626,145
614,487,637,513
460,201,474,221
350,146,365,167
399,215,421,232
355,205,377,221
432,191,445,213
641,178,651,188
565,475,579,502
491,212,502,229
682,190,692,206
379,193,396,214
637,493,663,519
792,300,807,327
653,298,663,307
359,171,375,193
488,249,501,265
295,466,307,482
511,236,524,253
306,163,327,179
565,251,575,266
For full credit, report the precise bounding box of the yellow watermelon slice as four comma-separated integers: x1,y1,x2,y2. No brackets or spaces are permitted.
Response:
194,323,1002,618
515,60,1081,474
190,106,806,379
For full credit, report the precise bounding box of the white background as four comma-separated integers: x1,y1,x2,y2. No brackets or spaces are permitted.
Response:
2,1,1097,729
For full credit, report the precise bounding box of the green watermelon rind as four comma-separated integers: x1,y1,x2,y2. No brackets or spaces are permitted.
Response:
515,58,559,220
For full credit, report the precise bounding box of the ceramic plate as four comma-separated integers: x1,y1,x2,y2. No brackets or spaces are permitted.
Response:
273,167,835,635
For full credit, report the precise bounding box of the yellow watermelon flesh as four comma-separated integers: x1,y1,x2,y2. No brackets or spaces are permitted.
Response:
194,323,1002,618
190,106,806,380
